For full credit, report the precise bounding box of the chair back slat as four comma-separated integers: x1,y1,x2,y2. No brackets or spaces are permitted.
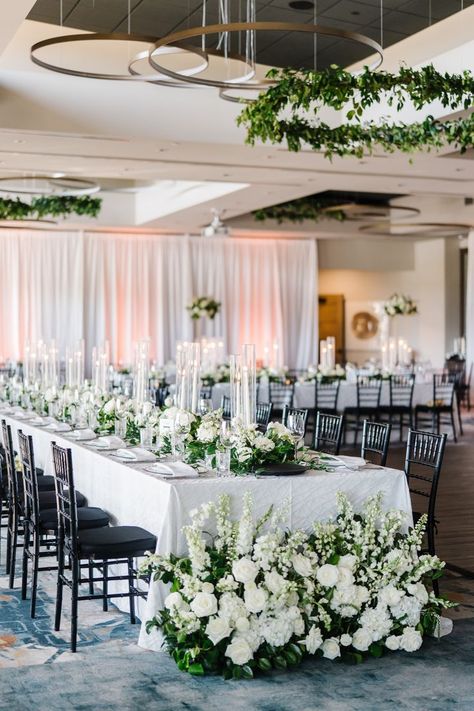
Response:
356,376,382,408
314,379,340,411
17,430,41,525
200,385,213,401
256,402,273,431
269,381,295,410
154,385,169,408
361,420,391,466
404,429,447,520
1,419,21,512
221,395,231,420
389,374,415,408
313,412,343,455
433,374,455,406
51,442,78,548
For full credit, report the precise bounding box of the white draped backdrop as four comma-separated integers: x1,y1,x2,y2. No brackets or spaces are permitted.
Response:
0,230,318,369
467,231,474,371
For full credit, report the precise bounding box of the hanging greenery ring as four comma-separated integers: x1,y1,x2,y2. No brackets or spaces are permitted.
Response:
237,65,474,159
0,195,102,222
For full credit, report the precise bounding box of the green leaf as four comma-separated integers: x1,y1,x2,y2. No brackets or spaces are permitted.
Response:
257,657,272,671
188,663,205,676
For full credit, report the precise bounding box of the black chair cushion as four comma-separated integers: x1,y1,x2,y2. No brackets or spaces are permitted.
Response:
36,474,55,491
40,506,110,532
39,489,86,509
78,526,157,559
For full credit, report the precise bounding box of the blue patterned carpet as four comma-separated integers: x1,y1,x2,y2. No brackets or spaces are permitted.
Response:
1,533,474,710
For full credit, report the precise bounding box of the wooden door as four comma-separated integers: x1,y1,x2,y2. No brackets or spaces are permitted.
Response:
318,294,345,364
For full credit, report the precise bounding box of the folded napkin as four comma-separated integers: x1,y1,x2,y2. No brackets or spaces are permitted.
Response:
338,455,366,469
90,435,125,449
115,447,156,462
30,415,53,426
69,428,97,441
47,421,72,432
147,461,198,478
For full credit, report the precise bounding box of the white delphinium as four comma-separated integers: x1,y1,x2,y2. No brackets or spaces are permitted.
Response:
236,492,255,556
214,494,234,553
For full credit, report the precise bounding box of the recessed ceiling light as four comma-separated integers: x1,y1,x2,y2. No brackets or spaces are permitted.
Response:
289,1,314,9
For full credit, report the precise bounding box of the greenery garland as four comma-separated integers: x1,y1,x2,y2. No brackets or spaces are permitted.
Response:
0,195,102,221
238,65,474,159
253,197,345,223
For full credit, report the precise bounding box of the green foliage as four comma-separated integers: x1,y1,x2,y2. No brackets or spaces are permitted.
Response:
0,195,102,221
253,197,345,224
238,65,474,159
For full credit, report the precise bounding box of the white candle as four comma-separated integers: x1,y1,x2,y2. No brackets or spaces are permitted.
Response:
179,368,187,410
191,359,199,413
242,366,250,427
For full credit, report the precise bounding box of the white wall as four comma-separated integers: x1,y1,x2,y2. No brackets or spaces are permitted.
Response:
319,237,461,368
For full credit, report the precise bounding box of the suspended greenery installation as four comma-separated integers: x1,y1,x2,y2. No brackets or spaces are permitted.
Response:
238,65,474,159
253,197,345,223
0,195,102,221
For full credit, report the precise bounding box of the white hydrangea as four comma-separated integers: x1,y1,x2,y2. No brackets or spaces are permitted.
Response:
254,436,275,452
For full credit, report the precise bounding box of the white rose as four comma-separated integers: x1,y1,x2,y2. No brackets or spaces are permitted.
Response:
355,586,370,606
176,410,195,428
237,446,253,463
292,553,313,578
316,564,340,588
385,635,401,651
340,634,352,647
205,616,232,645
406,582,429,605
254,436,275,452
202,582,215,594
337,567,354,587
235,617,250,633
164,592,187,611
264,570,286,595
244,585,268,614
196,423,216,443
225,638,253,666
379,585,405,607
142,401,153,415
303,626,323,655
338,554,357,571
322,638,341,660
266,422,290,437
399,627,423,653
352,628,373,651
232,558,258,584
190,592,218,618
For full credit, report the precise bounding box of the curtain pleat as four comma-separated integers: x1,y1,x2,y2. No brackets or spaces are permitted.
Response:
0,230,318,369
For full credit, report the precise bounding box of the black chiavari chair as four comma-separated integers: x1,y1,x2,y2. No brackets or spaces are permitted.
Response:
361,420,391,467
313,412,344,455
269,380,295,415
379,374,415,442
256,402,273,432
18,430,110,617
154,385,169,408
344,376,383,445
415,373,458,442
404,430,447,595
52,442,157,652
314,378,341,415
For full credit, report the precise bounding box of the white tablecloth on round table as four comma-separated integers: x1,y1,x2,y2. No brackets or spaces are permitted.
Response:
1,410,413,653
212,380,436,410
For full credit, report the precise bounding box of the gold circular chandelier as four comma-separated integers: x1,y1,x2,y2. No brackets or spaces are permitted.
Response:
0,175,100,197
325,203,421,222
359,222,471,238
30,1,384,94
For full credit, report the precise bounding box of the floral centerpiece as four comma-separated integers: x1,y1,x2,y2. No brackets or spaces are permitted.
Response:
384,294,418,317
187,296,221,321
299,364,346,383
257,366,291,384
201,363,230,387
141,492,453,680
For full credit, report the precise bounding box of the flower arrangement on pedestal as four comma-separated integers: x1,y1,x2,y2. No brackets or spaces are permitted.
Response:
141,492,453,680
384,294,418,317
187,296,221,321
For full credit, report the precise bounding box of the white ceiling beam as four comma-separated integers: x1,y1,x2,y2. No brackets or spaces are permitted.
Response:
0,1,37,56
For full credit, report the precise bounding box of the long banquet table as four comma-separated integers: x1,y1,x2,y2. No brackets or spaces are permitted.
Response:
1,409,413,653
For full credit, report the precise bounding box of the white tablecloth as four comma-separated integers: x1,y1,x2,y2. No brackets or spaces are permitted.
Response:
1,410,413,653
212,380,436,410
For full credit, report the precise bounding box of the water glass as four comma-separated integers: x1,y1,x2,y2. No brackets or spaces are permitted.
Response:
140,426,153,450
204,452,215,471
216,449,231,477
115,416,127,439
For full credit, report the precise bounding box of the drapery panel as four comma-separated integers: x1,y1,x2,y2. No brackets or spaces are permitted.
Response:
0,229,318,368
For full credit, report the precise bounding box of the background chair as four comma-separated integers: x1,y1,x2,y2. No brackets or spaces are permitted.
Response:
154,384,169,408
314,378,341,415
404,429,447,595
379,374,415,442
344,376,383,445
256,402,273,432
361,420,391,467
221,395,231,420
313,412,344,455
282,406,309,440
269,380,295,417
415,373,458,442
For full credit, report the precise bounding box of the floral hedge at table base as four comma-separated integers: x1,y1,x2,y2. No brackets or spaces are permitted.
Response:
140,492,454,680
